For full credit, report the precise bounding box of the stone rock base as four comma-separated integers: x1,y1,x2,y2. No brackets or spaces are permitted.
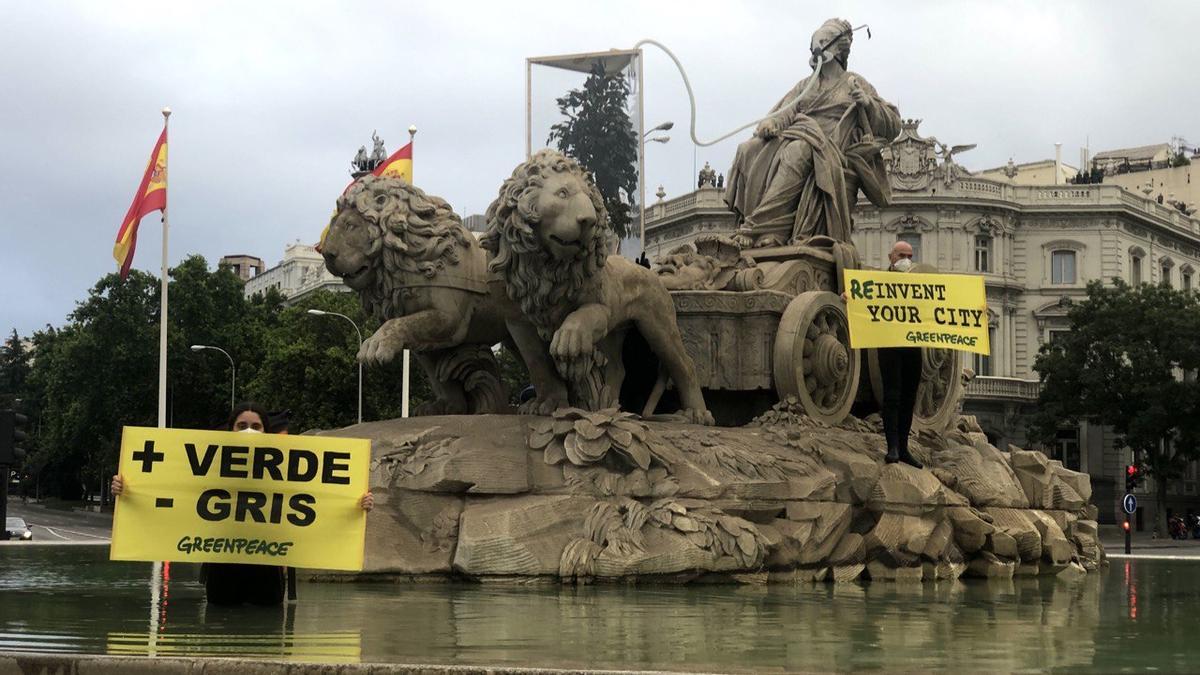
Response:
320,407,1104,583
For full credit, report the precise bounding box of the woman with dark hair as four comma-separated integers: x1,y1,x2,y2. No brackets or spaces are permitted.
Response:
111,401,374,605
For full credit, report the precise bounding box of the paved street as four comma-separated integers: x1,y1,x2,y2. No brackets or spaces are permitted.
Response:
3,498,112,544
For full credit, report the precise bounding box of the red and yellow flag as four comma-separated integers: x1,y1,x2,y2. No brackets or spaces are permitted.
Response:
319,138,414,251
113,129,168,279
371,141,412,182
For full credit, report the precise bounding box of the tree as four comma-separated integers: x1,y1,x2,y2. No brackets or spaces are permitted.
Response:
1032,279,1200,533
242,289,435,432
35,270,160,499
547,62,639,240
0,329,32,409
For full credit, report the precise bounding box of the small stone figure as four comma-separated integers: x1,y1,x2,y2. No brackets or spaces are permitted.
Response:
698,161,717,188
351,145,370,174
636,251,651,269
717,173,725,189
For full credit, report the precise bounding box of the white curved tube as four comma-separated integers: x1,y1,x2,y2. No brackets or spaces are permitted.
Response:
634,38,824,148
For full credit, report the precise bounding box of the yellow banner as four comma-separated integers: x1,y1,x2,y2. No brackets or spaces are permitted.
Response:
842,269,990,355
110,427,370,571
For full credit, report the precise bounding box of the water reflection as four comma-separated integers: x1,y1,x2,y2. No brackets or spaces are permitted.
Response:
1,546,1196,672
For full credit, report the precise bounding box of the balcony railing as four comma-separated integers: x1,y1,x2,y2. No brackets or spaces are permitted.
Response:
964,376,1042,402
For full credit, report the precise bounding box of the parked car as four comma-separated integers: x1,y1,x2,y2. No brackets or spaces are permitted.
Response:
4,517,33,541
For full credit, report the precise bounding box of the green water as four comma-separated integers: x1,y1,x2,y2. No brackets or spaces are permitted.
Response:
0,546,1194,672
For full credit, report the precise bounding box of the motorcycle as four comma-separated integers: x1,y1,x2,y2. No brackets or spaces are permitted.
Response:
1168,515,1189,540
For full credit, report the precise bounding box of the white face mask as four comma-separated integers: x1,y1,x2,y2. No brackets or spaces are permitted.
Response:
892,257,914,273
237,427,264,434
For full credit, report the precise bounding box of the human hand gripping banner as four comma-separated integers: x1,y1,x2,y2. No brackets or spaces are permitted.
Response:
110,427,370,570
841,269,990,355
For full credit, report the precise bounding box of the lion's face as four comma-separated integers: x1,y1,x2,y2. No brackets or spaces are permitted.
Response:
321,208,377,291
533,171,599,261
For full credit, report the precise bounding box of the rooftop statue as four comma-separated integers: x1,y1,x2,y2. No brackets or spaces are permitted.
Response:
725,17,900,247
368,131,387,167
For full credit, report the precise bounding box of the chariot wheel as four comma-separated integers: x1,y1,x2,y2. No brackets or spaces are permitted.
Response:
866,347,964,431
773,291,860,424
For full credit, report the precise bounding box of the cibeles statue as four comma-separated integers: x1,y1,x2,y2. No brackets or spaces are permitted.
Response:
321,164,712,424
726,17,901,247
481,150,713,425
320,175,571,416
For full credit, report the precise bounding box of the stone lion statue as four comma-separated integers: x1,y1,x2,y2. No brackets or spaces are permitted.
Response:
321,175,569,415
481,150,712,424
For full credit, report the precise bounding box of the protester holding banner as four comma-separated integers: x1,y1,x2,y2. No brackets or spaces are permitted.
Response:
110,402,374,605
873,241,923,468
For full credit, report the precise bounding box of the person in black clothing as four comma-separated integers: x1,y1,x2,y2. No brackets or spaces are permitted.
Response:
111,402,374,605
877,241,923,468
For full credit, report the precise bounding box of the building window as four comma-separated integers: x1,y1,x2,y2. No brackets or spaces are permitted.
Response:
1050,250,1076,284
1183,268,1194,291
1130,252,1143,284
1053,427,1081,471
974,235,992,273
898,233,922,262
1048,328,1071,344
1160,258,1174,287
972,326,995,376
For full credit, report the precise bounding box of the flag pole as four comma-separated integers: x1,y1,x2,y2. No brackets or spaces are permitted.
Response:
157,107,171,429
150,106,171,655
401,124,416,419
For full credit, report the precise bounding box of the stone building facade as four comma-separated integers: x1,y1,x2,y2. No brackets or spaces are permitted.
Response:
241,241,350,303
644,120,1200,527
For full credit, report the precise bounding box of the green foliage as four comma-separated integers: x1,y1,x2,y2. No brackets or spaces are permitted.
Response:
0,329,31,409
1170,150,1191,168
547,62,639,239
6,258,449,500
243,289,433,431
1032,279,1200,518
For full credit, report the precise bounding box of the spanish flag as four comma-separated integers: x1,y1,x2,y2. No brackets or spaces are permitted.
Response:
371,141,412,182
318,138,414,251
113,129,168,279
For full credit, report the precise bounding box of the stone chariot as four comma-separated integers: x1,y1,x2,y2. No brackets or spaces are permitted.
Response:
661,240,964,428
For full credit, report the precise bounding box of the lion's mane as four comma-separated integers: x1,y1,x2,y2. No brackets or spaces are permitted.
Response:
333,175,472,320
480,150,610,341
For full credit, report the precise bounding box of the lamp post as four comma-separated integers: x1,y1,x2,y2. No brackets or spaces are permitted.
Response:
643,120,673,138
307,310,363,425
190,345,235,410
640,121,673,252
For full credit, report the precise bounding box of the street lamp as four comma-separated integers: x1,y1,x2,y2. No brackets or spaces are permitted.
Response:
190,345,235,411
639,121,674,252
307,309,363,425
643,120,674,138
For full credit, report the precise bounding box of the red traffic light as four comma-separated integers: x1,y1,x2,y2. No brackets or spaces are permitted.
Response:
1123,521,1131,532
1127,465,1138,476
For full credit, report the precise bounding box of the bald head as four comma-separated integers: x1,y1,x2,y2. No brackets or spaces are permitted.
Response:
889,241,914,266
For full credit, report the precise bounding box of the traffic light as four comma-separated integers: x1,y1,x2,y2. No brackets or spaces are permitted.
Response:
1125,464,1140,493
0,410,28,465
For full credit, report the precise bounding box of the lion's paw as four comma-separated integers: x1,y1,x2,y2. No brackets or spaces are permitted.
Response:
682,408,716,426
519,392,569,416
358,332,404,366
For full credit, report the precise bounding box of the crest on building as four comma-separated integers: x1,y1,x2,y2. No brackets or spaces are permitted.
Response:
882,120,976,191
881,119,939,191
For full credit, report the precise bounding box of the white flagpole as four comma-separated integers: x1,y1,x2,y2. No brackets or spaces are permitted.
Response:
150,106,170,656
401,124,416,418
157,106,171,429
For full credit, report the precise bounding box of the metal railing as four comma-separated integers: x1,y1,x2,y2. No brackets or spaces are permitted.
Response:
964,376,1042,401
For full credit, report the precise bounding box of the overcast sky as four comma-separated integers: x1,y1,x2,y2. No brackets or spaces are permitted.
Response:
3,1,1198,336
